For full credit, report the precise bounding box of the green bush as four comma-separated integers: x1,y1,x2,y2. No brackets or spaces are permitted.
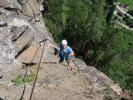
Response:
12,74,35,85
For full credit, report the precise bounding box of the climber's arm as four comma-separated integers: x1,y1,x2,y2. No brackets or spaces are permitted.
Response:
68,47,74,57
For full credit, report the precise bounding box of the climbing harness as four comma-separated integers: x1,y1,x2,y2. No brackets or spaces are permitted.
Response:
45,38,82,72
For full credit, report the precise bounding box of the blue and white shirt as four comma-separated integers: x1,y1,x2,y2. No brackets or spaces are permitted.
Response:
60,46,74,56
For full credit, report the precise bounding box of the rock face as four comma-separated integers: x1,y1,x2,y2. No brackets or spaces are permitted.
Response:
0,43,123,100
0,0,131,100
0,0,48,76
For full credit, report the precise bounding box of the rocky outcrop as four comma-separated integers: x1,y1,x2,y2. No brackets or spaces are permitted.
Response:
0,0,48,77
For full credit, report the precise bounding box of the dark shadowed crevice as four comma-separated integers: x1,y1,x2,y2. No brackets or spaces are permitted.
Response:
22,62,37,67
0,97,4,100
15,38,33,58
17,0,28,6
11,26,29,41
0,75,3,79
5,7,20,15
0,23,7,27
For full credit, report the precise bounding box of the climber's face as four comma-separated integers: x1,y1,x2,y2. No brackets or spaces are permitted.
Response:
62,44,67,49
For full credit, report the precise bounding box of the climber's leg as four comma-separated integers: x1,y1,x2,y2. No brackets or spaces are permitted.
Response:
59,51,65,62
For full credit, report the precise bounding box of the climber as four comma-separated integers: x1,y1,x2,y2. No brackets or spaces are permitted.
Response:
59,39,74,71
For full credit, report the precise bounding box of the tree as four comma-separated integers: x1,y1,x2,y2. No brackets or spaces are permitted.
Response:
43,0,133,92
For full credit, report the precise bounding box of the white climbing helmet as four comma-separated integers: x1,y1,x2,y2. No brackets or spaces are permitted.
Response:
61,39,67,45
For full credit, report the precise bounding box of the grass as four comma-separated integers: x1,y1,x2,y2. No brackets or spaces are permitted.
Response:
12,73,35,86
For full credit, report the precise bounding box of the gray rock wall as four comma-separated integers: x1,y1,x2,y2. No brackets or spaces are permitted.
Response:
0,0,49,76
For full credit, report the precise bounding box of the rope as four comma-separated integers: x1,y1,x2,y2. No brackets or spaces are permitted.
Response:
19,38,57,100
19,38,81,100
31,44,41,63
40,38,81,71
29,43,45,100
44,38,81,72
69,57,81,72
19,44,41,100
